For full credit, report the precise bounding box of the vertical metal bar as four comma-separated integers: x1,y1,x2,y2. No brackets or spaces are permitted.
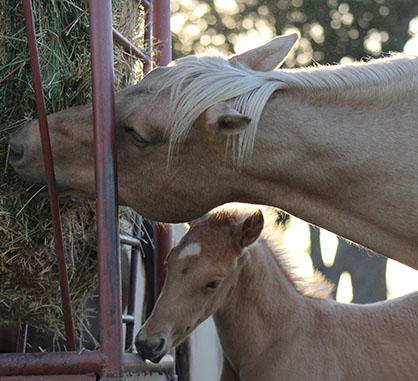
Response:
152,0,172,301
144,0,153,74
124,215,142,351
88,1,123,379
21,0,76,352
152,2,177,380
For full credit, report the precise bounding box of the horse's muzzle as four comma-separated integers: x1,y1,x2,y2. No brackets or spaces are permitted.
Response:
8,140,25,167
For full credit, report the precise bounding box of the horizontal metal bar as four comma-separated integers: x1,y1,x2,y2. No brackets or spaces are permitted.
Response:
112,28,151,64
0,352,174,377
123,353,175,374
122,314,135,324
0,352,104,376
120,234,141,248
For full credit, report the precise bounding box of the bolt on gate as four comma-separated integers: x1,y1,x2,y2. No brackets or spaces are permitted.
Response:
0,0,174,379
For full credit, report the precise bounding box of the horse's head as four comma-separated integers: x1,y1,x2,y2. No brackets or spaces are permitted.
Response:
135,207,264,363
9,34,298,222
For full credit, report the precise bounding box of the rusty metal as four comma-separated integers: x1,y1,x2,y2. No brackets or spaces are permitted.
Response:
88,0,123,379
21,0,76,352
152,0,172,67
0,351,175,377
143,1,153,73
152,0,173,300
112,28,151,64
120,234,141,247
0,352,104,376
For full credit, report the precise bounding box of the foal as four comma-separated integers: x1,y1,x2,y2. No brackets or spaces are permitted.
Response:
136,205,418,380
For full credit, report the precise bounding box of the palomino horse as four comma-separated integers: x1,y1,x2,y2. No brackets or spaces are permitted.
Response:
9,34,418,268
135,204,418,381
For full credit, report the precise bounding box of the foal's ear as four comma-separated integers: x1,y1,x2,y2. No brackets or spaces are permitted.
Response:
205,102,251,136
236,210,264,249
229,33,298,72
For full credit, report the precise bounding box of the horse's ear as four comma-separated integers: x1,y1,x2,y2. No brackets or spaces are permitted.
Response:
236,210,264,249
205,102,251,136
229,33,298,72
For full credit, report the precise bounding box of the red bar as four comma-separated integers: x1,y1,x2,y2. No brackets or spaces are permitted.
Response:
0,352,104,376
88,0,123,379
143,2,152,74
152,0,172,67
112,28,151,64
152,0,173,300
21,0,76,352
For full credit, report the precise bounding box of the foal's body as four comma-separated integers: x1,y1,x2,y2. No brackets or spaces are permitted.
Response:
216,240,418,380
135,206,418,380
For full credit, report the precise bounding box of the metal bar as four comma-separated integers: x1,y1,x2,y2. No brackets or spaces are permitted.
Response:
15,324,28,353
151,3,177,379
125,214,142,350
112,28,151,64
152,0,172,67
153,224,172,299
120,234,141,248
143,1,152,73
122,314,135,324
21,0,76,352
88,1,123,379
152,0,172,300
123,353,174,374
0,352,174,377
0,352,104,376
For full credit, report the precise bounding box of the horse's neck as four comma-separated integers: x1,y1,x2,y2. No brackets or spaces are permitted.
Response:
239,72,418,266
214,241,307,375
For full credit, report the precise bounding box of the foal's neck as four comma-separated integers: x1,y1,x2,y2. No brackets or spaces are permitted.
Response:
214,241,306,376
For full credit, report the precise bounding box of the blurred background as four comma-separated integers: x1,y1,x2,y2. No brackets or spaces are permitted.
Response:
170,0,418,304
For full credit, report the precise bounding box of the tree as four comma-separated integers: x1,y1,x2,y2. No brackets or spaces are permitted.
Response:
171,0,418,65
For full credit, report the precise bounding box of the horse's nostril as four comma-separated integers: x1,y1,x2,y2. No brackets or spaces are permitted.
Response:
9,141,25,165
156,337,166,353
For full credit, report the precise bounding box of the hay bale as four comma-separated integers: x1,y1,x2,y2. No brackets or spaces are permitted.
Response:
0,0,144,338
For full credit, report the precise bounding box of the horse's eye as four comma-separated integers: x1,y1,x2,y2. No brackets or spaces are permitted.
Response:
124,127,149,147
206,281,220,290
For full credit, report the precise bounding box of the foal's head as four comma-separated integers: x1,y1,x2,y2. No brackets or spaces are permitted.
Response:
135,206,264,363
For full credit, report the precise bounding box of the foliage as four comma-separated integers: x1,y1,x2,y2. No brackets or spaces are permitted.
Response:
171,0,418,65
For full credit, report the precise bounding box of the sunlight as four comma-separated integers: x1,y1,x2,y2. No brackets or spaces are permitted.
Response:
386,259,418,299
403,16,418,54
336,272,353,303
319,229,338,267
283,217,418,303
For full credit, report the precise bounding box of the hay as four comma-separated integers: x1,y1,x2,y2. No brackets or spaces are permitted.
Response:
0,0,144,339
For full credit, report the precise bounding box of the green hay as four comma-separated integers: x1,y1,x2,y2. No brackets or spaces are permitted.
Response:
0,0,144,338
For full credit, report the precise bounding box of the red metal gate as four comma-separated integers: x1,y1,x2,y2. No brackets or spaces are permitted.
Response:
0,0,173,379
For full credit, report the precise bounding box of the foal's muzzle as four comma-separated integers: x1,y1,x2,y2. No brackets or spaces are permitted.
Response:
8,139,25,167
135,330,167,363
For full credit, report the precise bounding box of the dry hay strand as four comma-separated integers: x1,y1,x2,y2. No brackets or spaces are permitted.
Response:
0,0,144,340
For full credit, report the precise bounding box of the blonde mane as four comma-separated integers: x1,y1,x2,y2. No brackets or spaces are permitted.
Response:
157,51,418,166
209,204,333,299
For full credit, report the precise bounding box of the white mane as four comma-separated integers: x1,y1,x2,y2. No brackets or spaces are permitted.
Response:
157,51,418,165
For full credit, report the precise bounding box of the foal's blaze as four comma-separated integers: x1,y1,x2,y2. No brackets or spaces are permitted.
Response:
135,208,264,363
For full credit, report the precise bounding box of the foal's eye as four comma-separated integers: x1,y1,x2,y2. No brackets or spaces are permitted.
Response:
124,126,149,147
205,281,220,290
